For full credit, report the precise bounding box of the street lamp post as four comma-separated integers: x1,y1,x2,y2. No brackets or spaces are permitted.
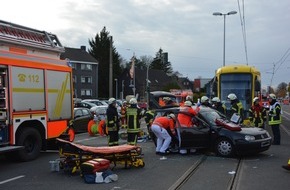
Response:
115,78,118,99
213,11,237,67
146,64,151,110
121,80,124,100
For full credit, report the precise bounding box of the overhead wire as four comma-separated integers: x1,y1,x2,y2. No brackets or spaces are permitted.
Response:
269,47,290,86
237,0,248,65
274,47,290,72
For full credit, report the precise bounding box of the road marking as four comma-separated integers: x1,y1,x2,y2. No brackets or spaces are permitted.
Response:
0,175,25,185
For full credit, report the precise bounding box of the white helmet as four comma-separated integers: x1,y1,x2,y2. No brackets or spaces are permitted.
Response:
269,93,276,100
227,93,237,101
184,101,192,107
129,98,137,104
163,97,171,101
201,96,209,103
212,97,220,103
186,95,192,101
108,98,116,105
168,113,176,120
253,97,259,103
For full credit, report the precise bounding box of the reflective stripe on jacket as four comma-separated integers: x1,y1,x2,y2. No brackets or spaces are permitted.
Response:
126,106,141,133
231,101,244,120
249,105,266,127
268,102,282,125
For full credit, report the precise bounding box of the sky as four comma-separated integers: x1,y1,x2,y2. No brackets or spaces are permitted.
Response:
1,0,290,89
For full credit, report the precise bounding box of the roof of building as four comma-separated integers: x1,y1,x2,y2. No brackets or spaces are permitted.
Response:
134,67,173,86
61,46,98,64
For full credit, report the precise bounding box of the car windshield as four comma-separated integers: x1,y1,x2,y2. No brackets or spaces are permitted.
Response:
199,109,223,126
220,73,251,111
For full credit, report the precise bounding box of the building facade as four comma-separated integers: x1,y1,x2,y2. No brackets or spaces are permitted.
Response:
61,46,99,99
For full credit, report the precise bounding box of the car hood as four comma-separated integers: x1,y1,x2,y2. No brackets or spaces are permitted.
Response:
238,127,268,135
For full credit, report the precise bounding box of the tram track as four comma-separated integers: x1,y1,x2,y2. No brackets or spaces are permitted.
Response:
227,157,243,190
168,155,207,190
168,155,244,190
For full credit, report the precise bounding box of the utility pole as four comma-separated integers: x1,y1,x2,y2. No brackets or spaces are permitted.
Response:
109,36,113,98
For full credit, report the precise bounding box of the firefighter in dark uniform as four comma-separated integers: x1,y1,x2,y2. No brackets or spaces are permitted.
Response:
200,96,212,107
227,93,244,123
126,98,142,145
268,93,282,145
144,109,155,142
211,97,226,115
249,97,266,128
106,98,120,146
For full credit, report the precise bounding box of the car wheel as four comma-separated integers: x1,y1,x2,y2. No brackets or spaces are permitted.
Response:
215,138,234,157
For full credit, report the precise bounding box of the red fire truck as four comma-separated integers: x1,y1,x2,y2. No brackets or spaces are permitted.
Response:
0,20,74,161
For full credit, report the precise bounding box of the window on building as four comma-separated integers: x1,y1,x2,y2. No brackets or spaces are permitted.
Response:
81,76,92,83
81,64,92,70
81,89,92,96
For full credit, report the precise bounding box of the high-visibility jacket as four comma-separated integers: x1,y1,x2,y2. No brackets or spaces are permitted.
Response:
230,100,244,121
152,116,176,135
144,110,155,127
126,105,141,133
178,106,197,127
213,102,226,115
268,101,282,125
249,104,266,127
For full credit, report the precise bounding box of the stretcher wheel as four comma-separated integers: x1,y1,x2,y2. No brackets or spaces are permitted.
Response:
138,160,145,168
132,159,145,168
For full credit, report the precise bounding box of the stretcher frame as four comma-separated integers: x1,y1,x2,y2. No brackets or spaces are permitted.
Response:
56,138,145,174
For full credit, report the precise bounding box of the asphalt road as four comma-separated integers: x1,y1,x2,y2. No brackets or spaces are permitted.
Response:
0,105,290,190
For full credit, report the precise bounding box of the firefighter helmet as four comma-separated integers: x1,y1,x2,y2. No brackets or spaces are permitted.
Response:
186,95,192,101
129,98,137,104
201,96,209,103
184,101,192,107
108,98,116,105
163,97,171,101
168,113,176,120
227,93,237,101
212,97,220,103
253,97,259,103
269,93,276,100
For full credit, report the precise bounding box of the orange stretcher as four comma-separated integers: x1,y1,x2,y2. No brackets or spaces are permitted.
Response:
56,138,145,174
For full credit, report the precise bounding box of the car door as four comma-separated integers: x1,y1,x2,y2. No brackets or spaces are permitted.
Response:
74,109,90,132
178,116,211,149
